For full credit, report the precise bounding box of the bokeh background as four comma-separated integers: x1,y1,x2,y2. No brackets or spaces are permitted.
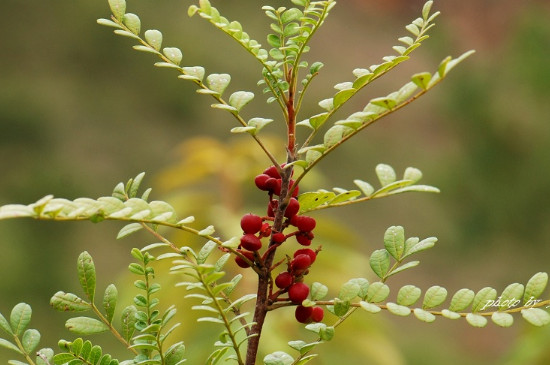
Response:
1,0,549,363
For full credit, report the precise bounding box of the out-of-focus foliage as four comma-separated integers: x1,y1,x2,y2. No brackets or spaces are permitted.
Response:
1,0,549,364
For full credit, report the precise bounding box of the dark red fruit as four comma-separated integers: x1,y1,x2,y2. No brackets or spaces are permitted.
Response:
275,271,293,289
296,232,312,246
272,232,286,244
240,214,263,234
291,254,312,271
255,174,271,191
267,200,277,217
295,305,313,324
291,215,316,232
259,222,272,237
294,248,316,264
288,282,310,303
263,165,281,179
311,306,324,322
240,233,262,251
284,198,300,218
235,251,254,268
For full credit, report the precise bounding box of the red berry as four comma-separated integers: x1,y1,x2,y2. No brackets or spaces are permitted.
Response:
259,222,272,237
275,272,293,289
291,215,316,232
240,214,263,234
267,201,276,217
294,248,316,264
255,174,271,191
263,165,281,179
295,305,313,324
272,232,286,244
284,198,300,218
291,254,312,271
235,251,254,268
311,306,324,322
296,232,312,246
240,234,262,251
288,282,309,304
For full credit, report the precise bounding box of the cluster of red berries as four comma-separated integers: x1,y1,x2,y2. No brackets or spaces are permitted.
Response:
235,165,324,324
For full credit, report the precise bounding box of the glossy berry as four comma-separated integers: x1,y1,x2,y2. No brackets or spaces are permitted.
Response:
267,200,277,217
272,232,286,244
254,174,271,191
263,165,281,179
290,215,316,232
259,222,272,237
235,251,254,268
311,306,324,322
296,232,312,246
284,198,300,218
294,248,316,264
275,271,293,289
288,282,310,303
240,214,263,234
295,305,313,324
291,254,312,271
240,233,262,251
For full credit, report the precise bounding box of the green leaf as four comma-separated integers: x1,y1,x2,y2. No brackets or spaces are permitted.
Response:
339,282,360,302
229,91,254,111
10,303,32,336
144,29,163,51
0,311,13,335
22,328,41,353
36,348,55,365
472,287,497,312
465,313,487,328
103,284,118,323
117,223,143,239
333,299,350,317
411,72,432,90
402,237,437,258
347,278,369,299
369,96,396,110
491,312,514,328
108,0,126,21
123,13,141,35
422,286,447,309
77,251,96,302
359,301,381,314
65,317,109,335
365,282,390,303
524,272,548,303
384,226,405,260
387,302,411,316
0,339,21,354
369,249,390,279
50,291,91,312
165,342,186,365
333,88,355,108
198,225,215,237
397,285,421,306
310,282,328,301
375,164,396,187
386,260,419,278
413,308,436,323
298,191,335,213
448,289,475,312
163,47,183,65
263,351,294,365
248,118,273,134
323,125,350,148
441,309,461,320
521,308,550,327
197,240,217,264
353,180,374,197
121,306,137,341
498,283,524,311
281,8,303,23
206,74,231,96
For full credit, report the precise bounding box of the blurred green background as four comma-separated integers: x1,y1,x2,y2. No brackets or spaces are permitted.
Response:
1,0,549,363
